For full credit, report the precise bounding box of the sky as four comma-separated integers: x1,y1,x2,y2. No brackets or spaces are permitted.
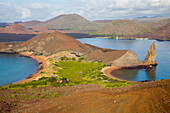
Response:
0,0,170,22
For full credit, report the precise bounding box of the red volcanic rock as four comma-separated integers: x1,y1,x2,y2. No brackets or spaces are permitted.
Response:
0,24,33,34
0,24,60,34
32,26,55,33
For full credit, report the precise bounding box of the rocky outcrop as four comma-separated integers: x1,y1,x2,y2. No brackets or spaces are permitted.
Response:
143,42,157,65
86,49,143,67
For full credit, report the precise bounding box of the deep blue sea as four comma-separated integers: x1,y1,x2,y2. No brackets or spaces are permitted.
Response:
77,38,170,81
0,54,39,86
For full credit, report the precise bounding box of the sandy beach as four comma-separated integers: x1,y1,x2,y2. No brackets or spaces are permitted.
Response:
101,66,133,82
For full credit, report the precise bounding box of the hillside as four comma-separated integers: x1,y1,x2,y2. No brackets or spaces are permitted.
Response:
0,24,57,35
92,20,113,23
99,18,170,36
1,79,169,112
14,31,93,55
0,24,33,34
20,14,107,32
132,17,170,23
20,20,42,28
132,23,170,40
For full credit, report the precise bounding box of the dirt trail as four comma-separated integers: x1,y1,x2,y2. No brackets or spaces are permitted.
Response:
9,79,170,113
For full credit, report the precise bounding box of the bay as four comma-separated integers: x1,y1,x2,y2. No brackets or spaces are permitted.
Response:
0,54,39,86
77,38,170,81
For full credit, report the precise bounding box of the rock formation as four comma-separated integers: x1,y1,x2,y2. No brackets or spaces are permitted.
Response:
86,49,143,67
143,42,157,65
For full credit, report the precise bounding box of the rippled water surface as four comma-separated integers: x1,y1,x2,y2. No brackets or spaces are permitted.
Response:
78,38,170,81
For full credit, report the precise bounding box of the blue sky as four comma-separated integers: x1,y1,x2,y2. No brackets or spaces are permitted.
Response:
0,0,170,22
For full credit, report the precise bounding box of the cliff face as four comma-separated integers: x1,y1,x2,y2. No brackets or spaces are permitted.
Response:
143,42,157,65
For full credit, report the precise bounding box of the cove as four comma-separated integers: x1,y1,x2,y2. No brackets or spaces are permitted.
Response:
77,38,170,81
0,53,39,86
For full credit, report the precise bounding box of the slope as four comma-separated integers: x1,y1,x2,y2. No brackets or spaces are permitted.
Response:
20,14,107,32
15,31,93,55
0,24,33,34
99,18,170,36
20,20,42,28
132,23,170,40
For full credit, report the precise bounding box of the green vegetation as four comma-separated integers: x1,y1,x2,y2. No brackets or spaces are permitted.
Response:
0,77,66,89
9,49,14,52
0,57,132,90
163,38,170,41
54,59,132,87
140,29,151,33
28,49,34,52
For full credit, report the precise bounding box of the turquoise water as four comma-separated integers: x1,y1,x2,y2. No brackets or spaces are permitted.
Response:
0,54,39,86
77,38,170,81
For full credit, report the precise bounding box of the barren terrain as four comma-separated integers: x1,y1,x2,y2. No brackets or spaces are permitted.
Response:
0,79,169,113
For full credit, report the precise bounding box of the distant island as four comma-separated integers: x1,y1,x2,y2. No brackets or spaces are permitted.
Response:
0,14,170,42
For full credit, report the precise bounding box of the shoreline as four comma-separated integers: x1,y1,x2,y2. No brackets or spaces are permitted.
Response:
102,66,137,83
13,52,47,84
2,51,156,85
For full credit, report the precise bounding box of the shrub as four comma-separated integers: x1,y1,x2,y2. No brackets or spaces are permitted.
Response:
39,53,43,55
72,57,76,61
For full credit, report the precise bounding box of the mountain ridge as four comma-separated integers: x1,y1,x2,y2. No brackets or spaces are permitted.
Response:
21,14,107,32
99,18,170,36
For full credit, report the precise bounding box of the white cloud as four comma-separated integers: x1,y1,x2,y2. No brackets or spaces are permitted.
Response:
0,0,170,22
21,8,31,19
